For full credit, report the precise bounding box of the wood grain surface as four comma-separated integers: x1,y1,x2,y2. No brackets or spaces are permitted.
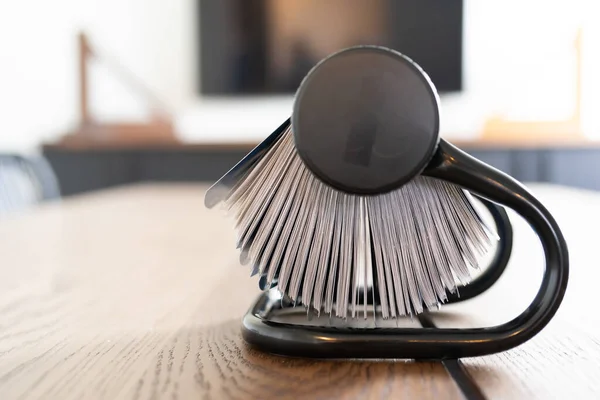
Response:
0,183,598,399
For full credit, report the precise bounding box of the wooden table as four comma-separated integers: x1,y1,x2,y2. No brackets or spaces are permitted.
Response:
0,183,598,399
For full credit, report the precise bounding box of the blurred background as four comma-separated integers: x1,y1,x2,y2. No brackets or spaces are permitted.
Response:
1,0,599,210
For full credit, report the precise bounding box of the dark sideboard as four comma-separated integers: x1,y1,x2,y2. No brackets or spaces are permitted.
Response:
43,142,600,196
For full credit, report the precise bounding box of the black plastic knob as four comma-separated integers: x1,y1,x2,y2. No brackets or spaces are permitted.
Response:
292,46,440,195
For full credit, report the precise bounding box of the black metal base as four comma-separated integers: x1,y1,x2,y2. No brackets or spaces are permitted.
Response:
243,290,450,359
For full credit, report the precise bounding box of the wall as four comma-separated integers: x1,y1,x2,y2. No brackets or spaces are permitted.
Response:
0,0,195,152
0,0,598,152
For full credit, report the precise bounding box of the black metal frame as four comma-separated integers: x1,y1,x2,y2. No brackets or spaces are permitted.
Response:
238,125,569,360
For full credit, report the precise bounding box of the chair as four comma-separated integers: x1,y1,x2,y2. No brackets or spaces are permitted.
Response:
0,154,60,216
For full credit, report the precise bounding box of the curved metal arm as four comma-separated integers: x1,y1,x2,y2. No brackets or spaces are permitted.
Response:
419,139,569,355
